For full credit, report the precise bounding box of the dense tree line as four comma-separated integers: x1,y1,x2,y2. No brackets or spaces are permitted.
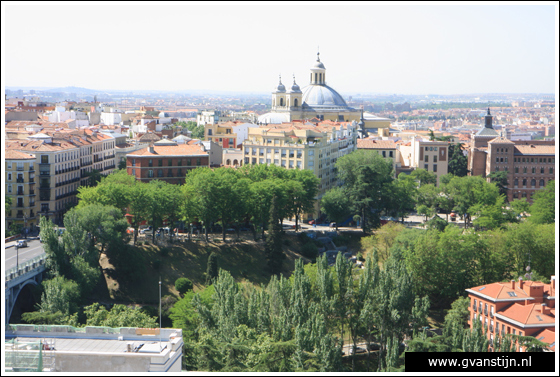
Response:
170,251,430,372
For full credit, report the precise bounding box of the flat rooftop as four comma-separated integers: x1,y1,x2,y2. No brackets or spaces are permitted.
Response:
8,337,169,354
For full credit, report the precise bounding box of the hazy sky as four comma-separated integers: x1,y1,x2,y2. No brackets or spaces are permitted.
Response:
2,2,557,95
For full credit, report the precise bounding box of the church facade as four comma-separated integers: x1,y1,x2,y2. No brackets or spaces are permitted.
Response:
258,53,391,132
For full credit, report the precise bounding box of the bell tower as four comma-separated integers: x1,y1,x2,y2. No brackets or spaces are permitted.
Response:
310,52,326,85
271,75,286,110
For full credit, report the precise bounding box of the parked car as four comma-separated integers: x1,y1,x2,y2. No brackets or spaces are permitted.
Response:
348,346,367,355
308,220,316,225
140,226,153,235
17,240,28,248
367,343,381,351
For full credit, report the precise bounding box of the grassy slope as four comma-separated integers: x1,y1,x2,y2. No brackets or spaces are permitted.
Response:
96,234,313,305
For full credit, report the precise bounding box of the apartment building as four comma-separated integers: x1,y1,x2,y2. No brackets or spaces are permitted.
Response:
466,277,556,352
7,135,81,225
398,137,449,185
242,122,358,202
356,139,400,175
196,110,232,126
5,150,38,232
126,142,210,185
486,138,555,202
204,121,259,148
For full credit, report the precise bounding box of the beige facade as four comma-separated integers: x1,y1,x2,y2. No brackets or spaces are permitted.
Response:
398,138,449,185
242,122,357,201
5,151,38,231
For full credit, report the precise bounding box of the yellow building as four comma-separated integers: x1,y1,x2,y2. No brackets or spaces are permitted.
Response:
5,150,38,232
258,53,391,132
242,121,358,205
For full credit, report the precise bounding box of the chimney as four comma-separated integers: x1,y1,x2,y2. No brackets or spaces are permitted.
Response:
511,280,516,290
552,276,555,290
519,278,524,290
540,303,549,315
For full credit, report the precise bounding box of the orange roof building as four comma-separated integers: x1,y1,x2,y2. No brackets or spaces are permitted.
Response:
466,276,556,351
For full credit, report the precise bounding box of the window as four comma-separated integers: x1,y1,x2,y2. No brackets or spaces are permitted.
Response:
496,157,499,163
168,159,172,166
197,158,201,166
289,160,294,168
281,160,286,167
531,179,536,188
539,179,544,187
281,149,286,157
132,169,136,176
382,151,386,157
297,161,302,169
505,157,508,163
522,179,527,186
158,159,163,167
157,169,163,177
514,179,518,187
424,155,429,162
433,164,437,172
149,159,153,167
433,155,437,163
8,185,12,193
308,150,314,156
148,170,154,178
389,151,393,158
513,192,518,199
297,150,302,159
549,167,553,174
132,159,136,167
177,159,182,166
308,160,314,167
515,167,519,173
495,166,499,171
41,155,49,163
289,150,294,158
425,147,428,151
523,167,527,173
424,164,429,170
8,173,12,181
531,158,534,163
531,167,536,174
208,129,212,136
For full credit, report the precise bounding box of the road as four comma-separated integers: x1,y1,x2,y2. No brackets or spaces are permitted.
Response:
4,239,45,271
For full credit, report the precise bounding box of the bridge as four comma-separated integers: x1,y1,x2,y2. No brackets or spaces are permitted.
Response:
5,240,47,325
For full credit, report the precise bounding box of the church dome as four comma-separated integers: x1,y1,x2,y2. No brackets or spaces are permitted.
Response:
288,76,301,93
274,75,286,93
301,84,348,108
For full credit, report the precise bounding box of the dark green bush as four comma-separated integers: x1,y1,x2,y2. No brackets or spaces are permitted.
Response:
175,277,193,295
300,241,318,259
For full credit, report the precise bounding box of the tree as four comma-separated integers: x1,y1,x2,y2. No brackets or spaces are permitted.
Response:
206,252,219,285
487,171,509,198
320,187,351,231
85,169,103,187
176,277,194,296
390,175,417,222
415,184,440,221
336,150,394,232
286,169,319,232
528,179,554,224
39,276,80,317
5,196,12,217
471,195,517,230
84,303,158,328
265,195,285,275
442,297,471,351
447,143,468,177
146,180,179,243
40,215,71,277
410,168,437,187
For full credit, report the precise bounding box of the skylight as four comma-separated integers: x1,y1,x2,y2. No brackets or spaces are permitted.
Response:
538,336,545,341
507,292,517,297
550,342,555,348
536,315,543,321
478,287,486,291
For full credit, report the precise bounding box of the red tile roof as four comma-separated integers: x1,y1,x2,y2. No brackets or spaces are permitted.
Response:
514,145,555,155
357,139,397,150
127,144,208,157
5,150,35,160
495,303,555,327
532,328,555,351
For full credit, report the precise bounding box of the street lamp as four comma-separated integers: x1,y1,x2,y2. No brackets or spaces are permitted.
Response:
15,242,19,275
159,278,162,351
23,214,28,239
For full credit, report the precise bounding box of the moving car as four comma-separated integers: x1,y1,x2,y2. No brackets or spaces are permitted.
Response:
348,346,367,355
17,240,28,248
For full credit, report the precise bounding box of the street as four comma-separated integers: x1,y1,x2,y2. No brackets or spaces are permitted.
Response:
4,239,45,271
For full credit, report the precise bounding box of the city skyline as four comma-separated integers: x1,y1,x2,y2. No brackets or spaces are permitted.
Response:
2,2,558,95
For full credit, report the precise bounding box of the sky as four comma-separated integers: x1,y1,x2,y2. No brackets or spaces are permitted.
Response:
1,1,558,95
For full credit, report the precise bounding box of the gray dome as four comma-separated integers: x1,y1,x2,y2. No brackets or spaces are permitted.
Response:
274,75,286,93
312,60,325,70
301,84,348,108
289,77,301,93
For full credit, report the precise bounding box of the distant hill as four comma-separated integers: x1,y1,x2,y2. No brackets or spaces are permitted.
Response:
45,86,101,94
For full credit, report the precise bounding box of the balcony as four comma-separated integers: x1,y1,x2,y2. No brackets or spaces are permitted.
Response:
16,166,24,171
17,190,24,196
16,178,24,183
29,166,35,171
29,190,35,196
17,203,24,208
29,177,34,183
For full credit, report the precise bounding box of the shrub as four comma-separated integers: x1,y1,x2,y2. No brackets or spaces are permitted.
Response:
300,241,318,259
175,277,193,295
297,232,310,244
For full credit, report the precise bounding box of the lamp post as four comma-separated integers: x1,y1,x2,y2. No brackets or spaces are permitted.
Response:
16,242,19,275
159,278,162,351
23,214,28,239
